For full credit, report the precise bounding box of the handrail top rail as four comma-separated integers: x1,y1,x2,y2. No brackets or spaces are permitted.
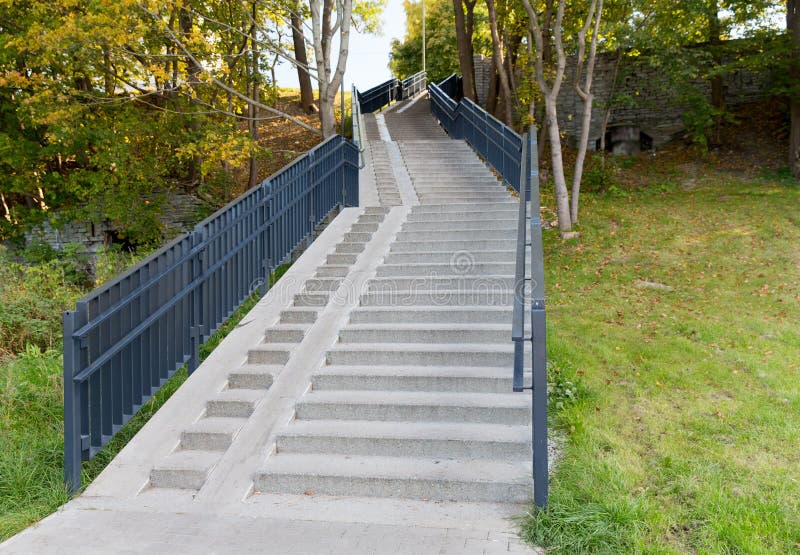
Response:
459,97,523,142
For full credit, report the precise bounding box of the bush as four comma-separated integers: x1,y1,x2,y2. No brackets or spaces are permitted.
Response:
582,153,620,193
0,246,82,356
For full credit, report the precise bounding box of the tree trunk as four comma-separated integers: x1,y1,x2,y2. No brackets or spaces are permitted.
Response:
790,0,800,178
570,0,603,225
248,2,260,189
319,92,337,137
536,0,554,162
708,2,725,144
180,7,202,183
465,0,478,99
546,99,570,231
485,0,513,124
103,44,114,95
292,6,317,114
311,0,352,137
453,0,476,101
521,0,569,230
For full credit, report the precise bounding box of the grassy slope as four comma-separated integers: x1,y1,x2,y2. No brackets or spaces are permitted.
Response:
525,166,799,553
0,264,290,541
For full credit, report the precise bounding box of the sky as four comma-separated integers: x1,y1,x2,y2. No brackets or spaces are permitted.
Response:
274,0,409,92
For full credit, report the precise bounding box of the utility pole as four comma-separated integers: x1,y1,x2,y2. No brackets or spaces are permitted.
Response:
422,0,426,73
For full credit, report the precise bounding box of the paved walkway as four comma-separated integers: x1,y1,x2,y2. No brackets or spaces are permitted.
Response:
1,94,539,554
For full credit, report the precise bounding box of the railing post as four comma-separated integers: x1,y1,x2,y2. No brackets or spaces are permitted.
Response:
188,228,205,374
527,126,548,508
308,149,316,243
63,305,87,494
261,181,273,296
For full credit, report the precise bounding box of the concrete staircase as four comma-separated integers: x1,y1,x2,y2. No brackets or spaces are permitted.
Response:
149,207,391,490
253,97,533,504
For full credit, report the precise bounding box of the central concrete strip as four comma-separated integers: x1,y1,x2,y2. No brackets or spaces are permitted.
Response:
375,113,393,142
372,113,419,206
81,207,363,500
197,205,411,503
396,91,427,114
357,137,380,207
385,141,420,206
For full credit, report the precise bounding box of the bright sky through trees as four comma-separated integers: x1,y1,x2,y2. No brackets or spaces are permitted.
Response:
275,0,407,89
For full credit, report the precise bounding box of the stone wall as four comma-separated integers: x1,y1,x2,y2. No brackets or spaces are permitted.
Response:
472,47,771,149
25,192,205,256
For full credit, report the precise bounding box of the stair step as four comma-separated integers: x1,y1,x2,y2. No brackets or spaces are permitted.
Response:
360,290,514,307
150,450,220,490
293,292,330,307
313,364,517,392
326,343,521,367
367,276,514,292
396,230,516,241
406,211,517,223
248,344,294,365
264,326,307,343
206,388,264,418
375,262,517,277
315,265,350,278
338,324,513,344
350,223,380,233
227,365,278,389
349,306,513,324
296,390,529,424
343,232,373,243
181,417,245,451
327,253,358,265
410,202,516,212
334,242,366,254
276,420,530,460
384,251,516,264
254,454,532,503
280,308,319,324
389,240,516,253
401,221,517,232
304,278,343,292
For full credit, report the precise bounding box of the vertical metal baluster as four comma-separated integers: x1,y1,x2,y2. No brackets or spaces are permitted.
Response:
63,303,87,493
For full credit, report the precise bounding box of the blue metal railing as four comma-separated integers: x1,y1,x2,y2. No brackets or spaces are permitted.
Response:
512,129,548,509
351,84,366,169
430,76,548,508
429,77,523,192
63,135,359,492
401,71,427,99
356,71,426,114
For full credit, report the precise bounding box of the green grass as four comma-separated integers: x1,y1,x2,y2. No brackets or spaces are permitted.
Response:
523,170,800,553
0,263,291,541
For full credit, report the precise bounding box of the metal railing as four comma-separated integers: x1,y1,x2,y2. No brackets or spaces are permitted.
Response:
63,135,359,492
401,71,427,99
437,73,463,102
430,76,548,508
356,71,426,114
429,77,523,192
357,78,399,113
512,129,548,509
351,84,366,169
